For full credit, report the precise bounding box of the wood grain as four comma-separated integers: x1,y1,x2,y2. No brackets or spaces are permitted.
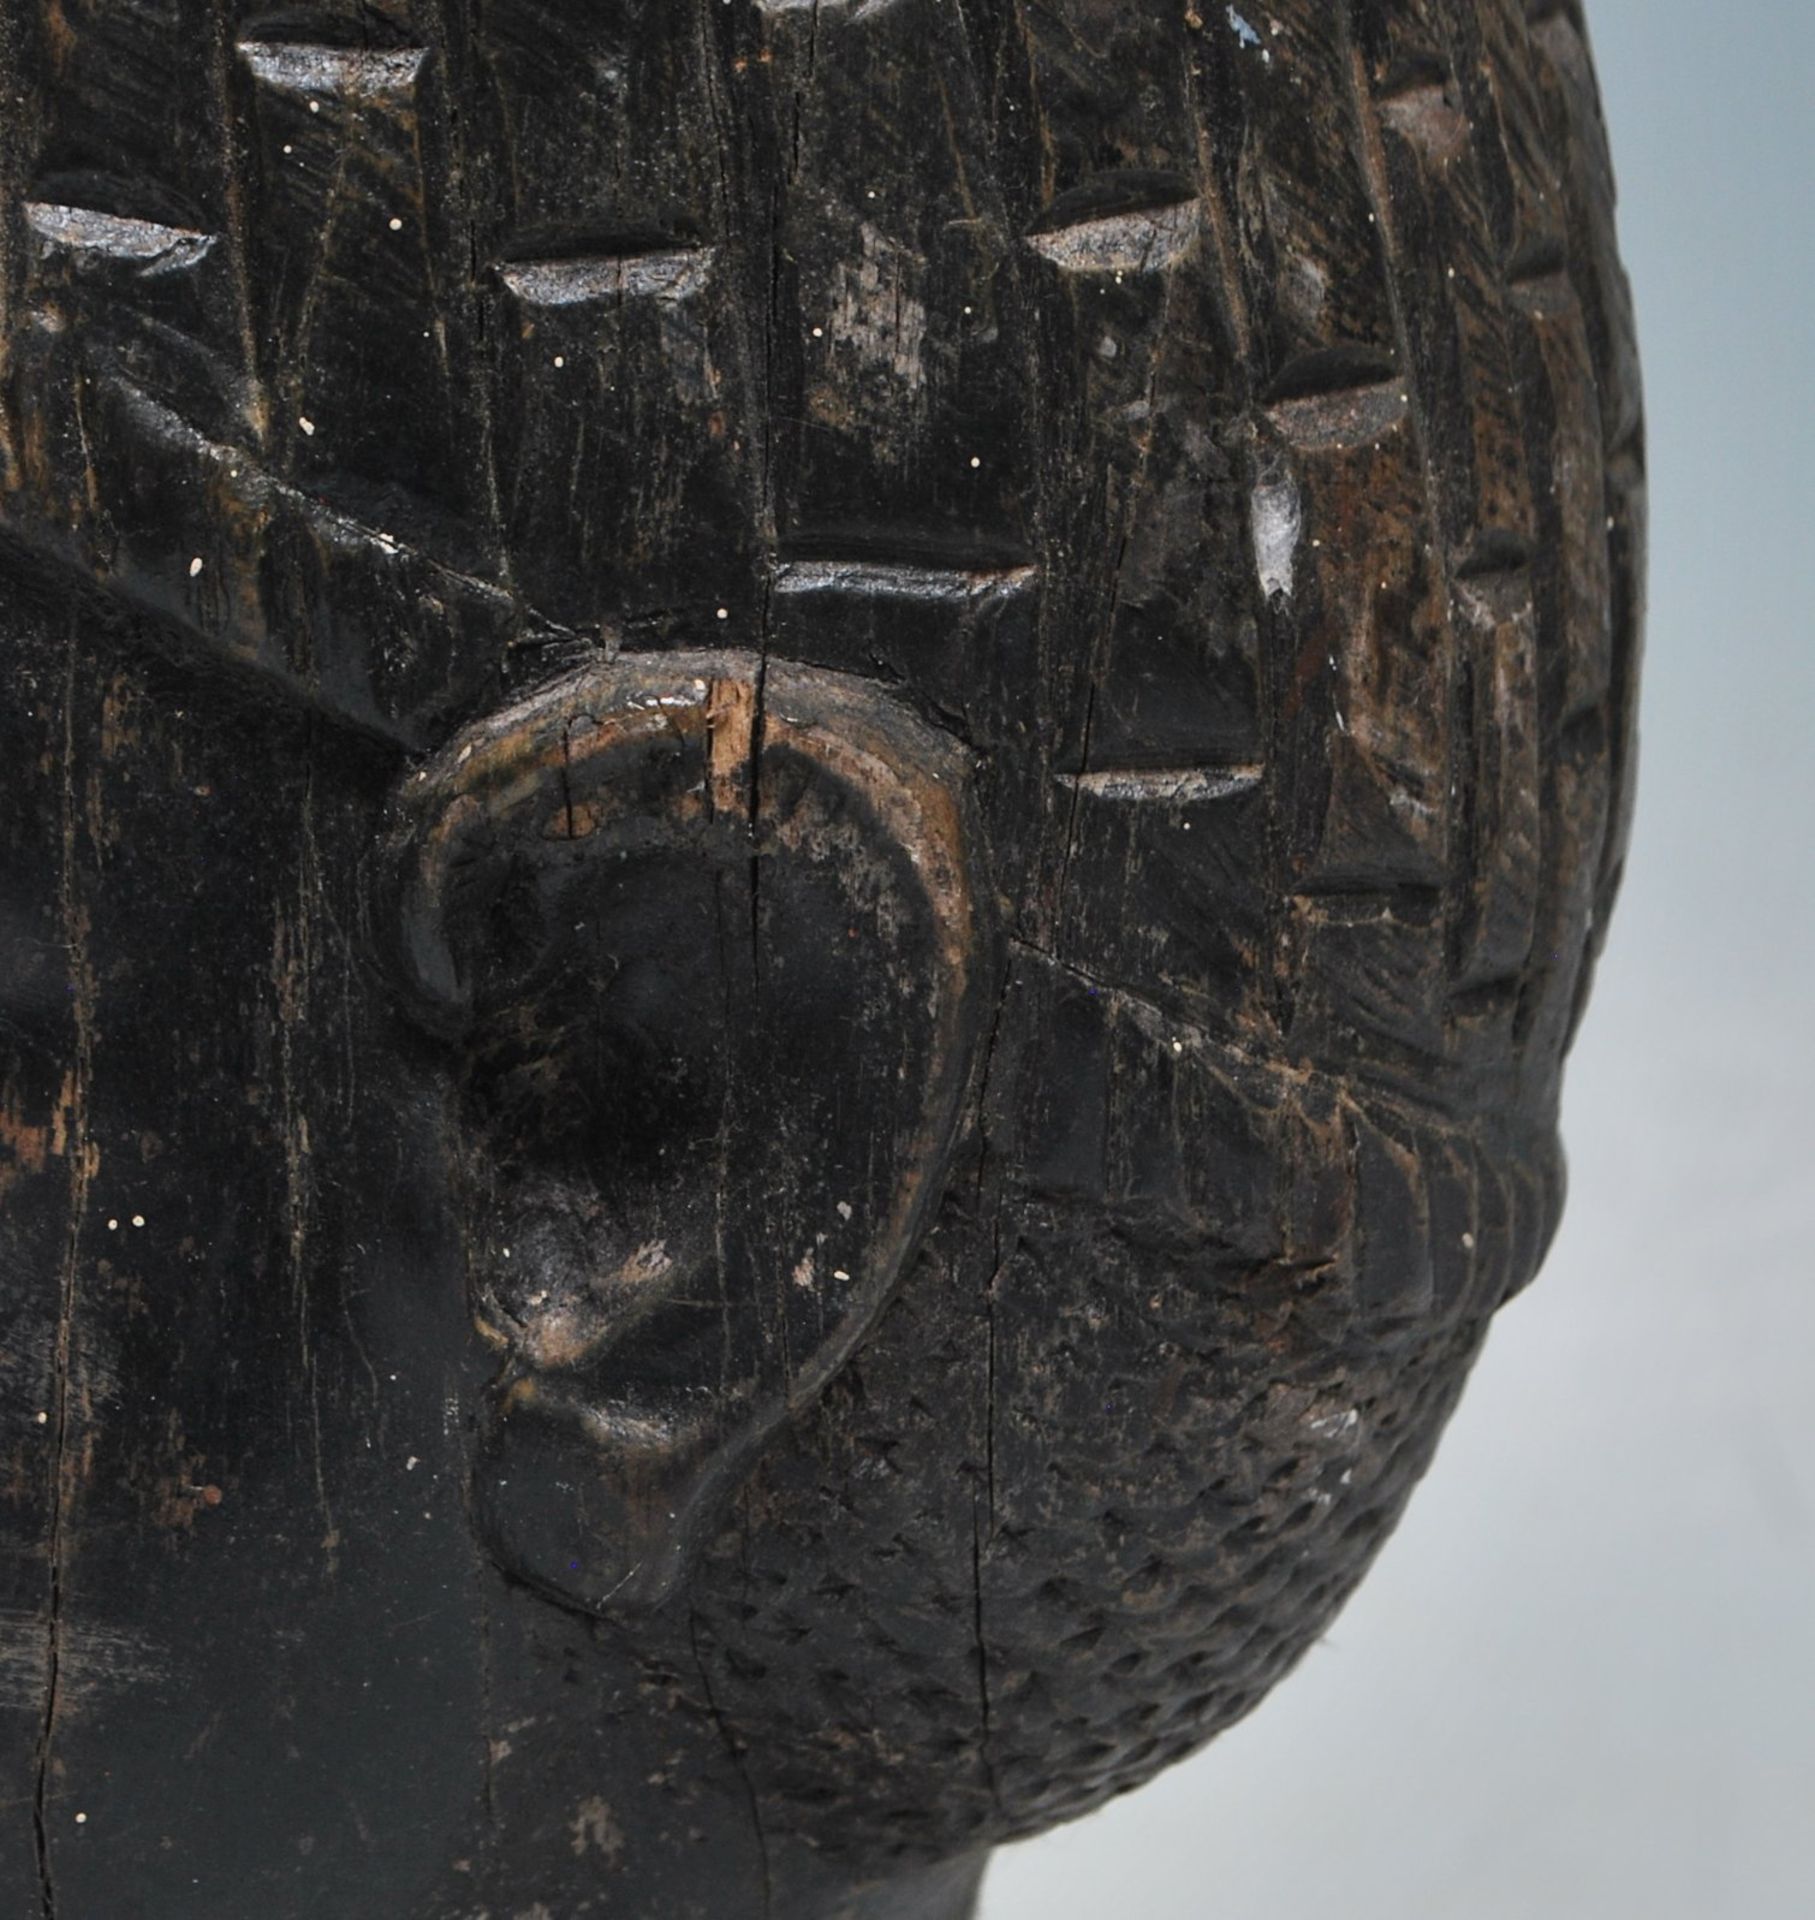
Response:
0,1,1641,1913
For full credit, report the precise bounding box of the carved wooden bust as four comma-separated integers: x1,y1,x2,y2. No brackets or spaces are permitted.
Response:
0,2,1641,1915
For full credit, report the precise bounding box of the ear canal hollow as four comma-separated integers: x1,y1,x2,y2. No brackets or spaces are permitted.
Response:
381,651,993,1615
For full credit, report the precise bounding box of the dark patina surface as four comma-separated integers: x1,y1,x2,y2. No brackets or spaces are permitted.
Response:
0,2,1640,1915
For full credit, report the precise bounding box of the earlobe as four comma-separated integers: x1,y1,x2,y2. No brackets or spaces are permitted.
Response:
380,653,992,1615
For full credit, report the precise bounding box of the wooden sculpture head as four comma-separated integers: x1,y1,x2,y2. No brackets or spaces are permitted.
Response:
0,2,1640,1916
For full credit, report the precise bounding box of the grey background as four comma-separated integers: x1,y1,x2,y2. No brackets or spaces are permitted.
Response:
985,2,1815,1914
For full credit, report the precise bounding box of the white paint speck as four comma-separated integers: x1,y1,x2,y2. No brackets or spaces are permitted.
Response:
308,100,320,114
716,607,729,621
832,1269,851,1282
836,1200,853,1221
406,1456,419,1471
74,1812,87,1825
131,1214,145,1228
553,354,565,367
299,416,316,436
188,557,204,578
35,1412,48,1426
811,325,824,338
969,455,981,468
106,1218,118,1232
1227,6,1261,47
1461,1231,1476,1250
389,217,403,232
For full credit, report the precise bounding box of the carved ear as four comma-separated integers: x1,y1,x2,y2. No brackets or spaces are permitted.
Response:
381,652,989,1614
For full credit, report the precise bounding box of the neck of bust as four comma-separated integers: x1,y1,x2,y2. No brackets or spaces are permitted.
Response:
438,1577,993,1920
793,1849,992,1920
